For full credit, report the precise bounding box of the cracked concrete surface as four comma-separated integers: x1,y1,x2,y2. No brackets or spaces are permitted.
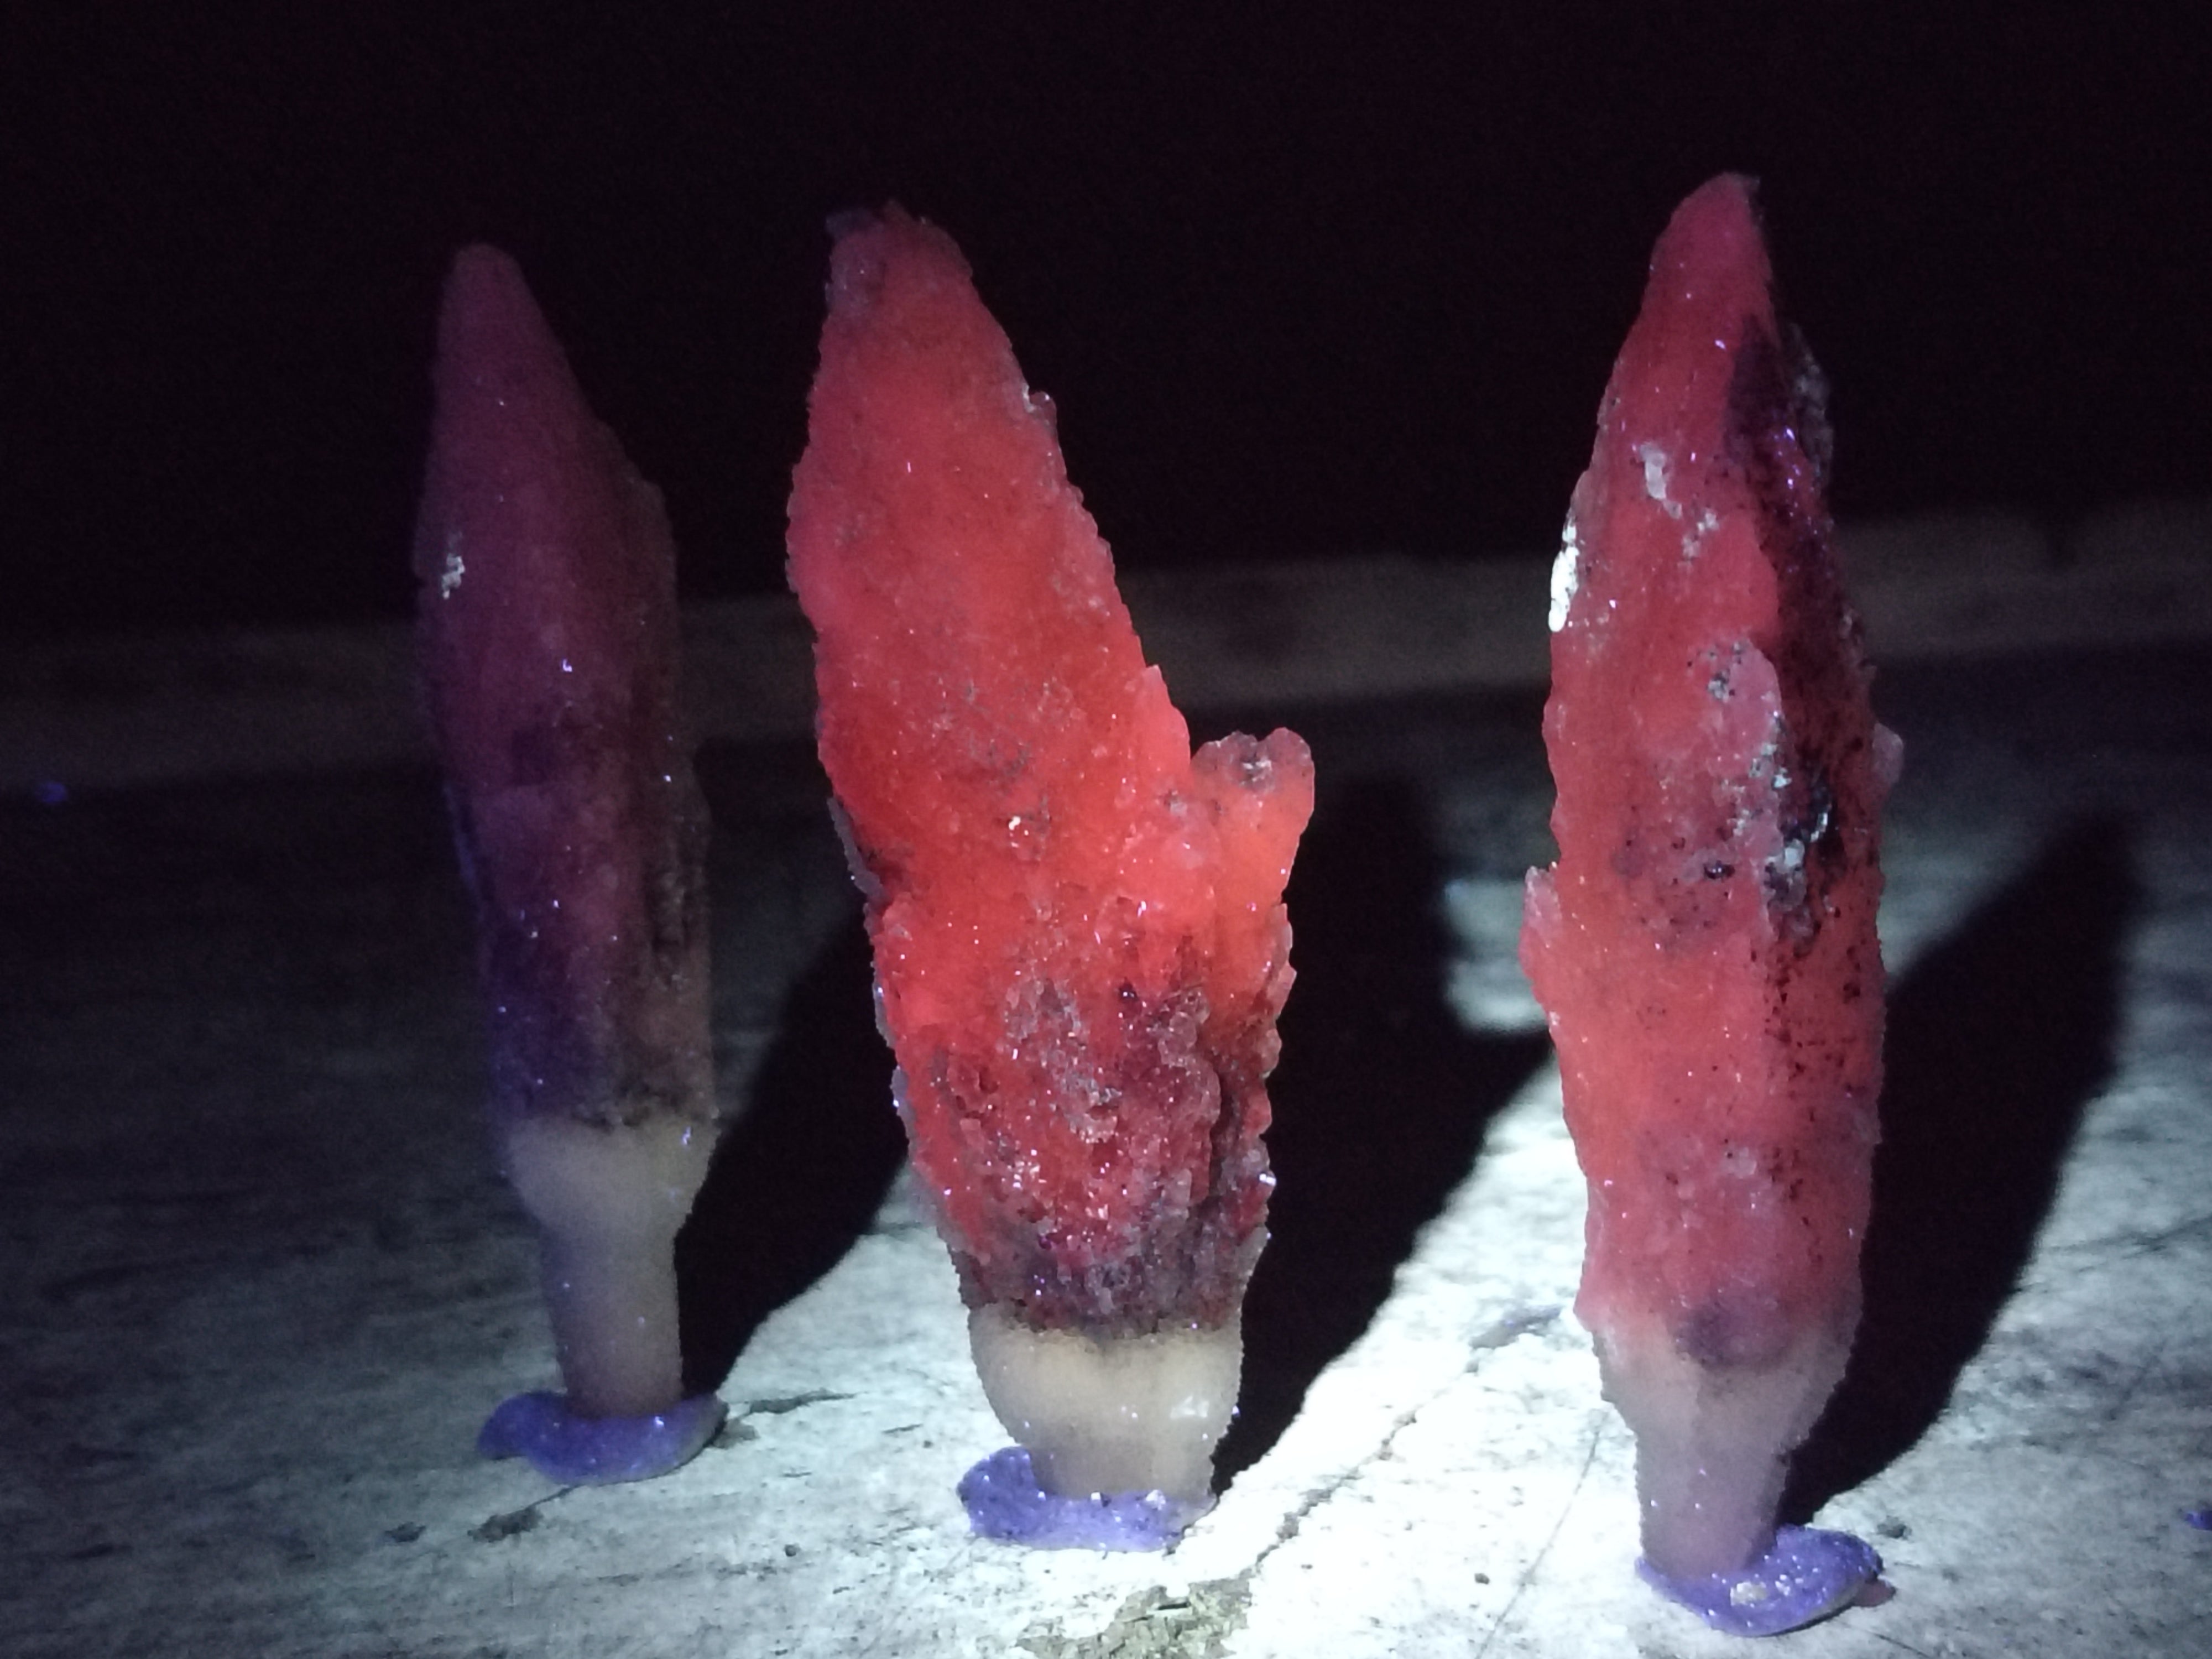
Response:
4,629,2210,1656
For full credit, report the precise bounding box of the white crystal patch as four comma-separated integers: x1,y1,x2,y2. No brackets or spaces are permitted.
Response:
439,530,466,599
1637,441,1683,520
1548,518,1582,633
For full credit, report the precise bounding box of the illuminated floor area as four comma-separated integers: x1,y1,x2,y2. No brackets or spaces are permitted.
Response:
5,637,2210,1656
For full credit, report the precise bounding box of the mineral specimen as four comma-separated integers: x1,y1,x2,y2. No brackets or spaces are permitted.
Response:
415,246,723,1482
1520,175,1900,1632
787,208,1312,1541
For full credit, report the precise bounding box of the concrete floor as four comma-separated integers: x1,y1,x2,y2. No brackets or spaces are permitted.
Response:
4,538,2210,1656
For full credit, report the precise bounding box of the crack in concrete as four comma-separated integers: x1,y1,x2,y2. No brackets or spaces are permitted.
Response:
1255,1303,1563,1561
1473,1416,1606,1659
1006,1305,1566,1657
471,1483,576,1542
743,1388,854,1417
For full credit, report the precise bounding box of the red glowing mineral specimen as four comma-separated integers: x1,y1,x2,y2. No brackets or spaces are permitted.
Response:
787,210,1312,1345
1521,176,1898,1619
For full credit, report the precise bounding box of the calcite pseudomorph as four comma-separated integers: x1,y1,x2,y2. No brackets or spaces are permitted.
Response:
1521,176,1899,1632
789,208,1312,1527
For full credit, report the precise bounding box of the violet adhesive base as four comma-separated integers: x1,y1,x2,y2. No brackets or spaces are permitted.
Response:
1637,1525,1883,1637
958,1446,1212,1551
477,1390,725,1485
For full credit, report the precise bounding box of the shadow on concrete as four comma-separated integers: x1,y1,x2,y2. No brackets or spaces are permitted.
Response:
1786,814,2137,1518
676,914,907,1395
1218,775,1552,1484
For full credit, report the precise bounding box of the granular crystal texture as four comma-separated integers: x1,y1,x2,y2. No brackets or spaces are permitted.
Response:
787,208,1312,1338
1521,175,1896,1606
414,246,713,1136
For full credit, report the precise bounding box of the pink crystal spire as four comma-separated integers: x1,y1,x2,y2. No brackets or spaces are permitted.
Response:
1521,176,1898,1632
788,208,1312,1536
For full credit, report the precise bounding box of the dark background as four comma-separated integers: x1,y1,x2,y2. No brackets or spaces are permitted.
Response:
6,3,2206,641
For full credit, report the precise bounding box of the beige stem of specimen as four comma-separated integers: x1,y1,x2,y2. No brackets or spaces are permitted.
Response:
500,1115,716,1420
968,1304,1243,1504
1597,1317,1855,1579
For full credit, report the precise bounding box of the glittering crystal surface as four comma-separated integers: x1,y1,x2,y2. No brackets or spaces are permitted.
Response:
1521,174,1895,1407
414,247,712,1130
787,210,1312,1334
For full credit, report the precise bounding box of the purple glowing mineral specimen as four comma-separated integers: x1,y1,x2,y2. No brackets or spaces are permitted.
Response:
416,246,722,1481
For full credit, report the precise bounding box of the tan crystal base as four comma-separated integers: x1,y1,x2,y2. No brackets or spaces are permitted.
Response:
499,1114,716,1419
967,1304,1243,1504
1595,1316,1854,1580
